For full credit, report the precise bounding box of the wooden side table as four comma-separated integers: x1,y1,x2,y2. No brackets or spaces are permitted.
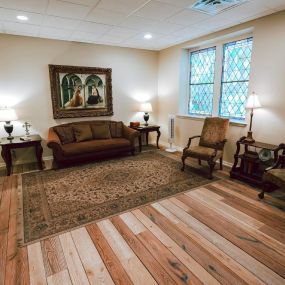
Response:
230,136,278,186
0,135,44,176
129,125,161,152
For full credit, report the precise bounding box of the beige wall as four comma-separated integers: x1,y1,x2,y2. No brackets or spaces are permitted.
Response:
0,34,158,163
157,11,285,164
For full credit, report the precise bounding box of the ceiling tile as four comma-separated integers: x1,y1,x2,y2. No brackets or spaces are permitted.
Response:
174,25,207,38
3,21,40,36
62,0,100,6
97,34,124,44
147,21,184,34
167,9,209,26
134,1,181,20
42,15,80,29
158,0,196,8
40,26,73,39
120,15,157,30
96,0,149,14
71,30,100,42
0,8,43,25
257,0,285,11
86,8,127,25
0,0,48,13
47,0,92,19
105,26,138,38
77,21,112,34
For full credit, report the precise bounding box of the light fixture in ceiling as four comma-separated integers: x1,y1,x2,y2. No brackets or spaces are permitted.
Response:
144,33,153,40
17,15,29,21
191,0,248,15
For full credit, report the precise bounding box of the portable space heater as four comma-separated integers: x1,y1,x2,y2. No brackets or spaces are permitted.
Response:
165,114,177,153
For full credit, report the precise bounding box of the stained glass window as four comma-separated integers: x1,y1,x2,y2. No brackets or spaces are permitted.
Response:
219,38,253,120
188,47,216,116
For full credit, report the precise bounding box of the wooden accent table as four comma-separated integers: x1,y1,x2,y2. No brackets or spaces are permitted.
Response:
230,136,278,186
0,135,44,176
130,125,161,152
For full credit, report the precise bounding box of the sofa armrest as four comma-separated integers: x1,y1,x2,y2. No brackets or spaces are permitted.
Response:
47,128,62,149
123,125,140,147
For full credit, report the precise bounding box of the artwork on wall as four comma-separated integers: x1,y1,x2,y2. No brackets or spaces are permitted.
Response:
49,64,113,118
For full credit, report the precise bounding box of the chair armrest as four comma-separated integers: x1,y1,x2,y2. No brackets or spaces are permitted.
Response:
183,135,201,152
215,139,227,150
123,125,140,147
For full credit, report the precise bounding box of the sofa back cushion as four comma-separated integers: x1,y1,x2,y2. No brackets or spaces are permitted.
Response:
73,124,93,142
110,121,123,138
54,125,75,144
90,122,111,139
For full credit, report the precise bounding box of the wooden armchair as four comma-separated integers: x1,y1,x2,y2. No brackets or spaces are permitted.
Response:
259,143,285,199
181,117,229,179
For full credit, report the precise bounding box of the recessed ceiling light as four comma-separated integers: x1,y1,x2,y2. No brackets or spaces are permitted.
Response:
17,15,28,21
144,33,152,40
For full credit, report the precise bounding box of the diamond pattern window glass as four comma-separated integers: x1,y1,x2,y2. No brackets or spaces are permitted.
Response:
219,37,253,120
188,47,216,116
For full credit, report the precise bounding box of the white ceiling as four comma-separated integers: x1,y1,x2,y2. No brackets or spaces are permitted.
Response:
0,0,284,50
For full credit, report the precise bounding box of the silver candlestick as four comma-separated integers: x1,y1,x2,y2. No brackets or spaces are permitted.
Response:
23,122,31,137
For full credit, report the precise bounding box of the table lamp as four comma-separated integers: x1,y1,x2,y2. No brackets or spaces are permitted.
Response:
244,92,261,143
0,107,18,140
139,102,152,126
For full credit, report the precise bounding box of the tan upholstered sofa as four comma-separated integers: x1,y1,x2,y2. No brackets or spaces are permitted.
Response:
47,120,139,167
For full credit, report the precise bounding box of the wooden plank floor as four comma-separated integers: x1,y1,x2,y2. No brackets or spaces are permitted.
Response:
0,148,285,285
1,174,285,284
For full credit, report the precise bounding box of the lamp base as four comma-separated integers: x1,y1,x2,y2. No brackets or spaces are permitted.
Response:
143,112,149,126
4,121,14,140
243,131,255,143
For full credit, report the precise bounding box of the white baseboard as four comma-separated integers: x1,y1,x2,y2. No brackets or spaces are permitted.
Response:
0,155,54,168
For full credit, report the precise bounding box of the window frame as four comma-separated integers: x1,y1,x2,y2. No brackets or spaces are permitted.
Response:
186,33,253,123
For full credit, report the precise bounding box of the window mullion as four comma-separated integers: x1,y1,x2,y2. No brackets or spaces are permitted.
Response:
212,43,222,117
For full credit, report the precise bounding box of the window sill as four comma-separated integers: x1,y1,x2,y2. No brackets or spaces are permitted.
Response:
176,114,247,127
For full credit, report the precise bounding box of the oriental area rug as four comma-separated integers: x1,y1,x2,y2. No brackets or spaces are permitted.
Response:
18,151,218,245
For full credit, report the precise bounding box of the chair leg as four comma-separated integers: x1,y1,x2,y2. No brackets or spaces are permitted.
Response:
207,160,216,179
181,155,186,171
219,157,223,170
198,159,201,166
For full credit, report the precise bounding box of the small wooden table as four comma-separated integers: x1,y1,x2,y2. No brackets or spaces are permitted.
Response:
230,136,278,186
130,125,161,152
0,135,44,176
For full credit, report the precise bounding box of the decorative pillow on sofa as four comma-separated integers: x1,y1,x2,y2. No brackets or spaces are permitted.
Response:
54,125,75,145
91,123,111,139
73,124,93,142
109,121,123,138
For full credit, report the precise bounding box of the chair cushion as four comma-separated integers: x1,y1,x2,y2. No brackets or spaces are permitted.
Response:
110,121,123,138
263,169,285,189
199,117,229,149
61,138,131,156
90,122,111,139
185,146,223,160
73,124,93,142
54,125,75,144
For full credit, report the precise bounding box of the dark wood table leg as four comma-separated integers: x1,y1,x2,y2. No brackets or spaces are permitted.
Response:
1,147,12,176
138,135,142,152
156,130,161,149
35,143,44,170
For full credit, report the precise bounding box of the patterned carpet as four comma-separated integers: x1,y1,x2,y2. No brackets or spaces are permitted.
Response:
18,151,218,245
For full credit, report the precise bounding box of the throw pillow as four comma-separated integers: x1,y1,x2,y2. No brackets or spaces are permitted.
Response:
54,125,75,144
110,121,123,138
91,123,111,139
73,124,93,142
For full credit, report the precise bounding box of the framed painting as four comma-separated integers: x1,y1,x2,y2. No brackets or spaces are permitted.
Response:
49,64,113,118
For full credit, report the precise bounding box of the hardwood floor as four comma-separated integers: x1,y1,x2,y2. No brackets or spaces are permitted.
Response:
1,166,285,284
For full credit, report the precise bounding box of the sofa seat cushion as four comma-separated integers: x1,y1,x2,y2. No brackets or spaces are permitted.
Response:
184,146,222,160
263,169,285,189
61,138,131,156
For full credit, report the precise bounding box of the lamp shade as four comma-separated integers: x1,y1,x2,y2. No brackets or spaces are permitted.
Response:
0,108,18,122
246,92,262,109
139,102,152,113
